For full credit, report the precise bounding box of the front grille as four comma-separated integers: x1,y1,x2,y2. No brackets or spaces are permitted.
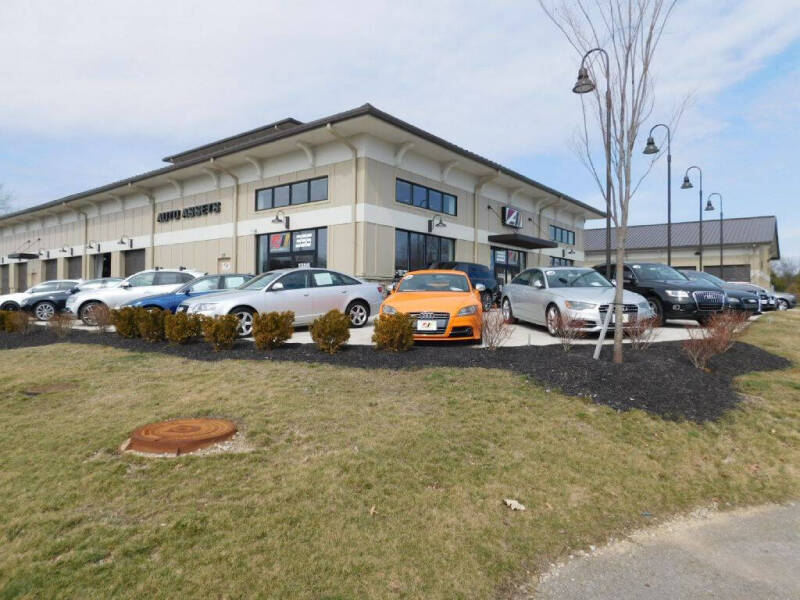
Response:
599,304,638,314
693,290,725,311
408,311,450,335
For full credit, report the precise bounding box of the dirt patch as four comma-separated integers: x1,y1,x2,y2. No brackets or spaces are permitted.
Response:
0,328,791,422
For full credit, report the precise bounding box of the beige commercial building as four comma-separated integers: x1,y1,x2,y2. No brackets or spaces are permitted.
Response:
0,104,604,293
584,216,780,288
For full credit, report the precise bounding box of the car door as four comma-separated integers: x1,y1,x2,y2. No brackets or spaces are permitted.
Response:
109,271,157,306
263,271,313,324
309,270,349,318
526,269,549,324
507,270,533,320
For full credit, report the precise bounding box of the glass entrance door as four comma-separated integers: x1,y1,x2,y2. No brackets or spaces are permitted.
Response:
491,247,526,285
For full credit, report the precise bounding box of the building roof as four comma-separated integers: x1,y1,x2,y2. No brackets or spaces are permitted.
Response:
0,104,605,224
584,216,780,259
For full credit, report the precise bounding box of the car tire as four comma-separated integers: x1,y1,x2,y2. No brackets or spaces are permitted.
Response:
79,301,105,326
0,302,19,311
480,291,493,311
546,304,562,337
34,301,56,321
647,296,664,327
230,306,255,337
346,300,369,328
501,297,517,324
777,298,789,311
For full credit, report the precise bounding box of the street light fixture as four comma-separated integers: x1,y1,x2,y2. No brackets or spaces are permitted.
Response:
706,192,724,279
642,124,672,265
573,48,612,279
681,166,704,270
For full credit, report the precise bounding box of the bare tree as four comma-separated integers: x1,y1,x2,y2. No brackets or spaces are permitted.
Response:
539,0,678,363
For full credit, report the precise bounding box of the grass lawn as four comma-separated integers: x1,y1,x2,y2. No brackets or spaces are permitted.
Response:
0,311,798,599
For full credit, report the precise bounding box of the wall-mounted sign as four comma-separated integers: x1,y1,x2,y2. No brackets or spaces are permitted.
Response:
502,206,522,229
157,201,222,223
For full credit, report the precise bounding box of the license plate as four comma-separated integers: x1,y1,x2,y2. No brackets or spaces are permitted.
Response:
611,313,630,324
417,319,437,331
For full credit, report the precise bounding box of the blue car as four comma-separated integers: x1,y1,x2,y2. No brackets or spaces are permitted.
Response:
125,273,253,312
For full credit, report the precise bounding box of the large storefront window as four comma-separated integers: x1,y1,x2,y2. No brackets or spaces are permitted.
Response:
394,229,454,275
491,247,527,285
550,257,575,266
257,227,327,273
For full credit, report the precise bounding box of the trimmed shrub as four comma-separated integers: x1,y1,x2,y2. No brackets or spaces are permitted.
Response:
134,308,167,343
310,309,350,354
92,304,113,334
111,307,141,338
201,314,238,352
4,311,32,334
0,310,10,332
164,312,204,345
50,312,74,339
252,310,294,351
372,313,414,352
682,310,750,370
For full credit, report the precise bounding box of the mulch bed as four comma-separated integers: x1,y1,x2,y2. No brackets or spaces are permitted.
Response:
1,328,791,422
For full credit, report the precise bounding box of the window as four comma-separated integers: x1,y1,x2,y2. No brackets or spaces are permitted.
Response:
57,281,77,290
31,282,59,293
549,225,576,245
155,271,194,285
530,270,545,288
491,247,527,284
394,229,456,274
224,275,249,288
511,270,532,286
127,272,156,287
311,270,338,287
256,227,327,273
255,176,328,211
189,277,220,292
396,179,457,216
550,257,575,266
277,271,308,290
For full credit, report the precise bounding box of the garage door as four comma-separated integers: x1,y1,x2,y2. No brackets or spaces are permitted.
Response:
707,264,750,282
1,264,9,294
43,259,57,281
67,256,82,280
124,249,145,277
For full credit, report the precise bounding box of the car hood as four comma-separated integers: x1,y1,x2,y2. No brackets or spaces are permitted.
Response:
384,292,480,313
178,289,246,306
548,287,645,304
0,292,28,305
640,279,722,292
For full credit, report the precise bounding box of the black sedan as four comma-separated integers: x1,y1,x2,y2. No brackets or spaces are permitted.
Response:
20,277,122,321
678,270,761,314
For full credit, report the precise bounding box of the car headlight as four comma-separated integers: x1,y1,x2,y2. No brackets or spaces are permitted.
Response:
727,297,741,304
637,301,650,310
564,300,597,311
457,305,478,316
382,304,397,315
189,303,218,313
665,290,690,299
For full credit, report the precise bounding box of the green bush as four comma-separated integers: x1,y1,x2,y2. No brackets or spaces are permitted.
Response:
134,308,167,343
201,314,239,352
372,312,414,352
164,312,204,345
310,309,350,354
110,307,141,338
252,310,294,350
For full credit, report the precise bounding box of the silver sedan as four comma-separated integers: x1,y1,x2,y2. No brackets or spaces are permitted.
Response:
178,268,384,336
500,267,654,336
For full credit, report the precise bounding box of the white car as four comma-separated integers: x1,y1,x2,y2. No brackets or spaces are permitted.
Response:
501,266,654,336
0,279,80,311
66,268,203,324
177,268,385,336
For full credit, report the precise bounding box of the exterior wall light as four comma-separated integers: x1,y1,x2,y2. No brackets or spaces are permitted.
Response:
271,210,290,230
428,214,446,233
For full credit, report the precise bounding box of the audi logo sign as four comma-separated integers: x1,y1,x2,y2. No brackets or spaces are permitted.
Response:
502,206,522,228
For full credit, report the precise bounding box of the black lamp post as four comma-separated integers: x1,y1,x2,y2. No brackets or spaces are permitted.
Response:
572,47,612,280
706,192,723,279
643,124,672,265
680,166,704,270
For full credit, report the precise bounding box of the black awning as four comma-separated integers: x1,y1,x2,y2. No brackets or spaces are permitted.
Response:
7,252,39,260
487,233,557,250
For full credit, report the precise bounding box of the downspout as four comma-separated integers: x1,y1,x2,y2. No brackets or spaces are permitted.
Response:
209,158,240,271
537,199,559,266
63,201,89,279
326,123,359,275
474,171,500,262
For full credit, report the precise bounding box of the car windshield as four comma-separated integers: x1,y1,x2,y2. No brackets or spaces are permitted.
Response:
237,271,282,290
694,272,726,286
397,273,470,293
632,264,688,281
546,269,611,288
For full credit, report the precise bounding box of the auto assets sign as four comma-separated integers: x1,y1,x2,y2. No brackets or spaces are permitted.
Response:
502,206,522,228
157,202,222,223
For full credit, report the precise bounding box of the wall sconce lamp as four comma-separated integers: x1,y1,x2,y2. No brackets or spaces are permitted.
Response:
271,210,290,230
87,240,100,252
117,236,133,248
428,214,446,233
59,246,73,256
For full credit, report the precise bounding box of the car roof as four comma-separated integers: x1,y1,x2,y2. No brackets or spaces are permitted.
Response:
406,269,470,276
535,266,591,271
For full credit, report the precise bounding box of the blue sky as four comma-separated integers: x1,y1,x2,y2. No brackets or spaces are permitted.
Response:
1,0,798,258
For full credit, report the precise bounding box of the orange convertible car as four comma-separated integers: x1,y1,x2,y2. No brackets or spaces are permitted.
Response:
380,269,484,341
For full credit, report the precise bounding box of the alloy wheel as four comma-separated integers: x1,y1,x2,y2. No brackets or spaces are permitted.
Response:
34,302,55,321
502,299,512,322
481,292,493,311
235,311,253,336
546,306,559,336
778,299,789,311
348,303,368,327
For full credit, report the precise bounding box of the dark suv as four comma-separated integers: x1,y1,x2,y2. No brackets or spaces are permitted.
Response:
677,270,761,314
592,262,726,325
428,261,499,310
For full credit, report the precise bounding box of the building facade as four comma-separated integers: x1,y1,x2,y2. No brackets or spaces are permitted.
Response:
0,105,604,293
584,216,780,288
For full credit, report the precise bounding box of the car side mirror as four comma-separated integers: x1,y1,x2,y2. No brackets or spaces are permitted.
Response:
271,282,284,291
475,283,486,292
